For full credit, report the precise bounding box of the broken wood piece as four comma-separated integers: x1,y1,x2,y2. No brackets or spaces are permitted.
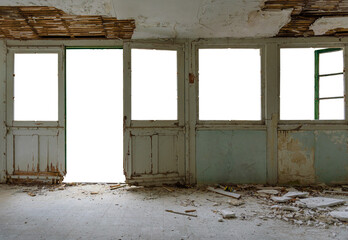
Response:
207,187,241,199
185,209,196,213
90,192,99,195
165,210,197,217
27,192,36,197
110,185,126,190
163,186,173,192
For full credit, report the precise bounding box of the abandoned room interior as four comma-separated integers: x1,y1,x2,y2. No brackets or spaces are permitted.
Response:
0,0,348,239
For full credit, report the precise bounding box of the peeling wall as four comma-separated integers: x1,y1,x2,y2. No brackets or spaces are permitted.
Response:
278,131,316,185
310,17,348,35
196,130,267,184
278,130,348,185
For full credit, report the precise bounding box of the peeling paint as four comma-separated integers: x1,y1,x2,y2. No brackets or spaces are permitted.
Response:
278,131,316,185
310,17,348,35
278,130,348,185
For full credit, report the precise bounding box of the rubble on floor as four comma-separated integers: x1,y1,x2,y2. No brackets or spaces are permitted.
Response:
4,182,348,230
206,183,348,228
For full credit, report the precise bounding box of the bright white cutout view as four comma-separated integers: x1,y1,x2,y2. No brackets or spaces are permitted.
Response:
64,49,124,183
14,53,58,121
132,49,177,120
199,49,261,120
280,48,344,120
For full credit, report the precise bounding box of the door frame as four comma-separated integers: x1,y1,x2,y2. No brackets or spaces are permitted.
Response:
6,46,65,182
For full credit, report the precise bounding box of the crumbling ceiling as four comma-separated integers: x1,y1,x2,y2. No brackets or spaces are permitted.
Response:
0,6,135,39
0,0,348,39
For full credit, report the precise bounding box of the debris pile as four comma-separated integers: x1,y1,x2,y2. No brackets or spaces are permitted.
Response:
206,184,348,227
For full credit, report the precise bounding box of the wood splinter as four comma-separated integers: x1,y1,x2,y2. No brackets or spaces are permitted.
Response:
165,210,197,217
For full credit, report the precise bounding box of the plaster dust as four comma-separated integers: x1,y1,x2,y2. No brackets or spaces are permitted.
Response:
310,17,348,35
1,184,348,240
0,0,293,39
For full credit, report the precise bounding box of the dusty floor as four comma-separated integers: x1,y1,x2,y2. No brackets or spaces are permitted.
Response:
0,183,348,240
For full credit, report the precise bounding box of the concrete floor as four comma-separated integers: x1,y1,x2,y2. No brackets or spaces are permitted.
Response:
0,184,347,240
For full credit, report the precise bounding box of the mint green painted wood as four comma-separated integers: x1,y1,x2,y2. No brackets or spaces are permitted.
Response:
315,130,348,184
196,130,267,184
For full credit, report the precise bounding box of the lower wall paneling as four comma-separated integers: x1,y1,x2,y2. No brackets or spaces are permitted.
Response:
196,130,267,184
278,130,348,185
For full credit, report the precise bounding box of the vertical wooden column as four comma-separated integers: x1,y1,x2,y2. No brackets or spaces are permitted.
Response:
123,41,132,179
187,40,197,185
265,43,280,185
344,45,348,121
0,41,6,182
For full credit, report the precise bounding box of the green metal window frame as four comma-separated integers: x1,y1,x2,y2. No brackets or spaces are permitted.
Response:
314,48,344,119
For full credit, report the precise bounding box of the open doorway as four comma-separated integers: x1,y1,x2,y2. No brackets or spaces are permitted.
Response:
64,49,124,183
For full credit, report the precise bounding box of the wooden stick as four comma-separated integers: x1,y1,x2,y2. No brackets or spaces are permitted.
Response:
163,186,173,192
165,210,197,217
185,209,196,213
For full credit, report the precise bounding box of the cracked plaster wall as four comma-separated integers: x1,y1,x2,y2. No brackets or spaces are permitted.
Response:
0,0,292,39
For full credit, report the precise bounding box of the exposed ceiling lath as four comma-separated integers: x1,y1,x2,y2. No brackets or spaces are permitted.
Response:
0,6,135,39
263,0,348,37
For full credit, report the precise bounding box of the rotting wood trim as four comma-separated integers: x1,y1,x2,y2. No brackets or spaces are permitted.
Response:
12,171,62,177
0,6,135,40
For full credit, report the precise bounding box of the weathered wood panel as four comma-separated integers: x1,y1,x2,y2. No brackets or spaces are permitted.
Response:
129,129,185,180
158,135,177,174
14,135,38,172
132,135,152,175
12,130,61,175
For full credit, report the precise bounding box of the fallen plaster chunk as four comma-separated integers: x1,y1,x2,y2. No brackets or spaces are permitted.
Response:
220,210,236,219
257,189,279,195
299,197,346,209
256,186,283,190
283,191,309,198
324,190,348,196
207,187,241,199
271,205,299,212
285,187,298,192
271,196,291,203
330,211,348,222
228,199,244,206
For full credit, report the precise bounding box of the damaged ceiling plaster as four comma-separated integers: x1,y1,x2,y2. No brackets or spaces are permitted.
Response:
1,0,348,39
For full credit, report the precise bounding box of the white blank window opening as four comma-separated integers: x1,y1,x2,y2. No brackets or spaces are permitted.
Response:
64,49,124,183
199,49,261,120
132,49,177,120
14,53,58,121
280,48,344,120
